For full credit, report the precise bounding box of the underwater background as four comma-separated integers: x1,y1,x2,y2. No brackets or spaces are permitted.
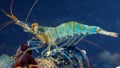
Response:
0,0,120,68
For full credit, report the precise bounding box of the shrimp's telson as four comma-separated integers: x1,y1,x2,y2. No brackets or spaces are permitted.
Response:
97,29,118,37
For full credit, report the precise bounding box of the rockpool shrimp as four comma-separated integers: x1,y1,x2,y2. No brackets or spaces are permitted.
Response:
1,0,118,56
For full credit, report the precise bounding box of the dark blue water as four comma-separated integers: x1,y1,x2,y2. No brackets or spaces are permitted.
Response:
0,0,120,68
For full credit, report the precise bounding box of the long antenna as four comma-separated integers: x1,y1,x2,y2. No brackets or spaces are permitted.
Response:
25,0,38,23
10,0,14,15
1,9,8,15
0,0,14,31
82,39,106,51
0,21,14,31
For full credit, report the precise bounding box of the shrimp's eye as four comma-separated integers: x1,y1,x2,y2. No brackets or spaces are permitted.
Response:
31,23,38,28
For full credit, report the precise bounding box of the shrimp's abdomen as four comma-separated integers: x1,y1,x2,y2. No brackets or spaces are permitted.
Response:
46,21,99,42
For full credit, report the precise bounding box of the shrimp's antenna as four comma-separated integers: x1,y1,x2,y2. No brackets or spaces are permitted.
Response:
25,0,38,23
1,9,14,31
0,21,14,31
1,9,12,18
0,0,15,31
82,39,106,51
1,9,8,15
10,0,14,15
1,0,14,16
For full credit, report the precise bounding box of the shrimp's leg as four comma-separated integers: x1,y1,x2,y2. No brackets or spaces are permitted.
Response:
42,43,57,57
66,35,80,47
57,37,68,44
73,37,82,45
27,39,42,53
73,34,85,45
41,48,47,57
60,34,81,48
61,52,72,63
46,44,52,56
60,36,74,48
43,44,52,57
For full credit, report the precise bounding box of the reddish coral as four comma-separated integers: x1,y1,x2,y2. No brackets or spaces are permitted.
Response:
14,44,38,68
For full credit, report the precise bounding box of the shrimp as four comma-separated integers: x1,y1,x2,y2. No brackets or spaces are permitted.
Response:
1,0,118,56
